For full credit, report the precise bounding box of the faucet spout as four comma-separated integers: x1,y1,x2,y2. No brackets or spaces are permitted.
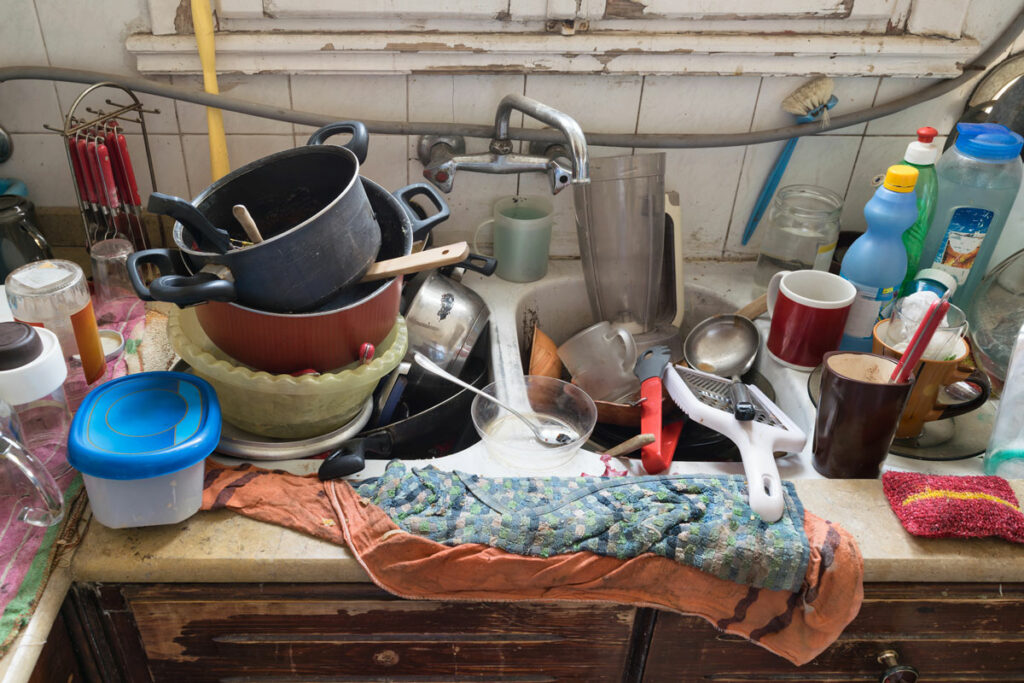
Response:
492,94,589,184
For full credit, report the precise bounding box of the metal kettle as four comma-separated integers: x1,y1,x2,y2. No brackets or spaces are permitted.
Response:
0,196,52,282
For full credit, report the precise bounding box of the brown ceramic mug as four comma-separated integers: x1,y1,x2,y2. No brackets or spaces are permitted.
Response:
871,319,991,439
813,351,913,479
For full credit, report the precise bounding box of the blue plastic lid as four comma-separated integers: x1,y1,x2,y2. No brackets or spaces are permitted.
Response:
954,123,1024,161
68,372,221,481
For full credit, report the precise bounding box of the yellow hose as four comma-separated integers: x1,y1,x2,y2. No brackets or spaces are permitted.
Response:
191,0,230,182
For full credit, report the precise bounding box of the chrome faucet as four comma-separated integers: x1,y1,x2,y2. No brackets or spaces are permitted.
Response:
417,94,590,194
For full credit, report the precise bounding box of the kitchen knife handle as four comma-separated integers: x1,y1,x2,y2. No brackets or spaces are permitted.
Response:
639,376,668,474
67,138,90,206
75,139,98,204
115,133,143,206
96,143,121,210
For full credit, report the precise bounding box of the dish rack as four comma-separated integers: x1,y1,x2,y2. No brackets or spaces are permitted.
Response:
44,82,164,251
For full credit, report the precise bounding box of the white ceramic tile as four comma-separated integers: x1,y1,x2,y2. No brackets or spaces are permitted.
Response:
836,136,950,234
174,75,293,135
0,80,62,134
181,134,296,197
406,156,519,248
725,135,862,256
359,134,409,192
0,133,79,206
409,74,525,126
34,0,148,74
292,74,408,137
866,77,975,137
751,76,879,136
638,76,761,134
524,75,643,133
0,0,50,64
663,146,746,259
54,78,181,136
122,134,190,201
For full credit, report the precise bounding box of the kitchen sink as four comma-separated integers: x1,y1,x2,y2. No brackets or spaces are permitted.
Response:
463,259,993,480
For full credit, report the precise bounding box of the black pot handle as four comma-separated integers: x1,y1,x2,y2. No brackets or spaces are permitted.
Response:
317,432,392,481
393,183,452,241
127,248,186,301
306,121,370,164
444,253,497,277
148,192,232,254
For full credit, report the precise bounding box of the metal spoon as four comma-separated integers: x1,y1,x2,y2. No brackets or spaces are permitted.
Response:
683,314,760,421
411,352,574,447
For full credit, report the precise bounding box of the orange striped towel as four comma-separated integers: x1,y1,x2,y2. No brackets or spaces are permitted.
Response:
202,461,863,665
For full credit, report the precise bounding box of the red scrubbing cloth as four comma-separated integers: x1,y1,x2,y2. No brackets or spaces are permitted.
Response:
882,472,1024,544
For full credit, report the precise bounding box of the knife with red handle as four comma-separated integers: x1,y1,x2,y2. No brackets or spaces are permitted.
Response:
633,345,673,475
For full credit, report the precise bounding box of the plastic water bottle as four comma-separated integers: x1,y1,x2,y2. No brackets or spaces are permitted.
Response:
898,127,940,296
984,320,1024,477
839,165,919,352
918,123,1023,311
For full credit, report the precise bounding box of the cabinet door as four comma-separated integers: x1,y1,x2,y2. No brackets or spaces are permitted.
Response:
643,583,1024,682
111,583,636,682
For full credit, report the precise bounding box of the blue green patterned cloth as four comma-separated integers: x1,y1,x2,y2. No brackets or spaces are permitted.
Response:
357,461,810,592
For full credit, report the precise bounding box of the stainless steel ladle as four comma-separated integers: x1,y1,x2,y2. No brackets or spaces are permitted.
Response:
683,314,760,421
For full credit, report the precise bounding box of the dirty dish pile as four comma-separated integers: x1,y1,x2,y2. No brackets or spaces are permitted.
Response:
471,376,596,471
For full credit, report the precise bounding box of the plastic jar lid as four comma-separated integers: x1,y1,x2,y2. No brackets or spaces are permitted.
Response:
68,371,221,481
0,325,67,405
914,267,958,295
954,123,1024,161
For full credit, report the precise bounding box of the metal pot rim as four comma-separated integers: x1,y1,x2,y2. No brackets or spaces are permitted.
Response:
173,145,362,256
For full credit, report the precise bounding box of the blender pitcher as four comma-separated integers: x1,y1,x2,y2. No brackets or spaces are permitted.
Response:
573,153,672,335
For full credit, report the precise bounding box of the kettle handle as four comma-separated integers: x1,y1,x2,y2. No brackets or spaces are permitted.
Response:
306,121,370,164
1,432,63,527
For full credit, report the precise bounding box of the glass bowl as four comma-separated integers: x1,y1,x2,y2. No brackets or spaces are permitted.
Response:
471,375,597,472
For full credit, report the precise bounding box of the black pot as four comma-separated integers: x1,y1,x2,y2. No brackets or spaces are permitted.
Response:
148,121,382,313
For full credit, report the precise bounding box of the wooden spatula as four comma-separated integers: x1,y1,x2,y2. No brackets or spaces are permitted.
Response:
359,241,470,283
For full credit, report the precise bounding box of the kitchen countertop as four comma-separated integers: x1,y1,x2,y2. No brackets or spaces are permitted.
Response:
4,258,1023,683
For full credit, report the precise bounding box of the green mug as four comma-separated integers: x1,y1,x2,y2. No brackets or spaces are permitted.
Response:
474,196,554,283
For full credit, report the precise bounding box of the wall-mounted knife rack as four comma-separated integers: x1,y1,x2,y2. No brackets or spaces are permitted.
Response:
44,82,165,251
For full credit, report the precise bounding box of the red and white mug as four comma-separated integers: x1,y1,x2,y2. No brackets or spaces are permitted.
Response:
766,270,856,371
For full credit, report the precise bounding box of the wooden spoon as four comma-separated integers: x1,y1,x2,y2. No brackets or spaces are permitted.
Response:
359,241,470,283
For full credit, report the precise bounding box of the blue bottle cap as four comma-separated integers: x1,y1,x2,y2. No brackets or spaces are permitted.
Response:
954,123,1024,161
68,372,221,480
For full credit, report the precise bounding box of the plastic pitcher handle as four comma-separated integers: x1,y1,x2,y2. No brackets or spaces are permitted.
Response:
473,219,494,256
665,192,686,328
1,433,63,528
766,270,791,317
611,325,638,372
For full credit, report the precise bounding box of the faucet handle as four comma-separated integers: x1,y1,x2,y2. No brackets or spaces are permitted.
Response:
547,159,573,194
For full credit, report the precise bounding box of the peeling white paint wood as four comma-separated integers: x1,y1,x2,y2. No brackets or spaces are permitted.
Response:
906,0,970,39
218,0,264,20
127,31,978,77
147,0,179,35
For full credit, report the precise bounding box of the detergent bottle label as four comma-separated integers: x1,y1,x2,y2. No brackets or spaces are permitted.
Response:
932,207,993,284
843,280,897,343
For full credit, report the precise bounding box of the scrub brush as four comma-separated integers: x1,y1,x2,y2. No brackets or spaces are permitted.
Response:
740,77,838,246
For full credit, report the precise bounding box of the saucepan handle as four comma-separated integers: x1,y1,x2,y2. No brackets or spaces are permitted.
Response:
306,121,370,164
444,253,498,277
148,271,237,307
318,432,393,481
394,183,452,242
127,248,184,301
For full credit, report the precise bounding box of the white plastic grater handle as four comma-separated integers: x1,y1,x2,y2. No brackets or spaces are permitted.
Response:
662,366,804,523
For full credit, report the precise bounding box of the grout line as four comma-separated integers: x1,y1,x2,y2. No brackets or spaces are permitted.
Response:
721,77,768,257
842,135,867,202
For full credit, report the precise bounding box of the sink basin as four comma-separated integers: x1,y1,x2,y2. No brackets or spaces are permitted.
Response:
463,259,992,480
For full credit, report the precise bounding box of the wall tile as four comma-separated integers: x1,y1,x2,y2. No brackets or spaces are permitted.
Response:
524,75,643,133
359,134,409,192
292,74,408,138
725,135,862,256
54,78,182,136
866,77,975,137
1,133,79,206
0,0,49,65
663,146,746,259
0,80,62,134
34,0,149,74
837,135,947,234
181,134,296,197
123,134,190,201
638,76,761,134
174,75,293,135
751,77,879,136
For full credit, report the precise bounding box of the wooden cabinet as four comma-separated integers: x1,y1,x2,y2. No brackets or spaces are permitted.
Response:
644,583,1024,682
47,582,1024,682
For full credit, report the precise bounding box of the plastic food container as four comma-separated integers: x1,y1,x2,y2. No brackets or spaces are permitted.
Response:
68,372,221,528
471,375,596,472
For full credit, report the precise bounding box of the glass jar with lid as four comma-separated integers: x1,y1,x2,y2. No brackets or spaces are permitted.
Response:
754,185,843,289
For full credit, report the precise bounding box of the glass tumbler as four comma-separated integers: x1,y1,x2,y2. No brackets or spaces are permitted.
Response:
90,239,137,317
754,185,843,289
886,297,968,361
